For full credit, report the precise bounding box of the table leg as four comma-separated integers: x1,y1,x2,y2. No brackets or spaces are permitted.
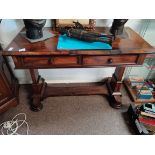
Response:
106,66,125,109
29,69,46,111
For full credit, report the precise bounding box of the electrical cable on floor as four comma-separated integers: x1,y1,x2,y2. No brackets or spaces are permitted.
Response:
0,113,29,135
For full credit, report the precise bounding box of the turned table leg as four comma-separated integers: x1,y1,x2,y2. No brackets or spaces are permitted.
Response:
106,66,125,109
29,69,46,112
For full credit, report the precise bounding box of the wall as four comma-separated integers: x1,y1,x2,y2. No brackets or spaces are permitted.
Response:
0,19,155,84
0,19,24,49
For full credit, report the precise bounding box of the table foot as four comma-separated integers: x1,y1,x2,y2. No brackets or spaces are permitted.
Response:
30,103,43,112
30,95,44,112
108,95,122,109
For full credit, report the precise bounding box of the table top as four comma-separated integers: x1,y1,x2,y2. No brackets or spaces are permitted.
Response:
2,27,155,56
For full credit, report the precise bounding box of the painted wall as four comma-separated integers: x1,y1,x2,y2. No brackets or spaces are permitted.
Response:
0,19,155,84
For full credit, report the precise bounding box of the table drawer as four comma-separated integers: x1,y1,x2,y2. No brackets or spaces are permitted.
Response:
23,56,49,65
83,55,138,66
53,56,77,65
21,56,78,67
13,54,142,69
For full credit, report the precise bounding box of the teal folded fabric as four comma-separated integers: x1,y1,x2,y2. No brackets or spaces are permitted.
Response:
57,34,112,50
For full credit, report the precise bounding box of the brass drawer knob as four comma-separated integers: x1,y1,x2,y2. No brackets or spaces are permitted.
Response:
107,58,113,64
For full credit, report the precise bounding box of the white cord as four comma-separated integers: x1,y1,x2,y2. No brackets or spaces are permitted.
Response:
0,113,29,135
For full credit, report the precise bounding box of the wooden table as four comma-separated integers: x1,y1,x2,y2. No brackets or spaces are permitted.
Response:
1,27,154,112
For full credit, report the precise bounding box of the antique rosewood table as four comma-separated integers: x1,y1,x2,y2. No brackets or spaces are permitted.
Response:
1,27,154,111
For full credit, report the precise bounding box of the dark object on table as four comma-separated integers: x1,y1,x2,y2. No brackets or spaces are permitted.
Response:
110,19,128,37
58,27,113,45
23,19,46,39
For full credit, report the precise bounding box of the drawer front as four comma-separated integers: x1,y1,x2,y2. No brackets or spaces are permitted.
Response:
83,55,138,66
53,56,77,65
22,56,78,67
13,54,142,69
23,56,49,65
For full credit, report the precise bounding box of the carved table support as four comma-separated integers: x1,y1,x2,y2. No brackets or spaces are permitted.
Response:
106,66,125,109
29,69,46,111
28,67,125,111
